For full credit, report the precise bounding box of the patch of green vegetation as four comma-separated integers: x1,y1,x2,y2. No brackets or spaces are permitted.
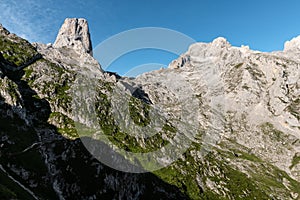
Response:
6,78,19,100
199,191,227,200
287,98,300,121
218,139,300,196
128,96,150,126
218,139,263,163
32,94,41,100
22,59,74,110
220,148,262,163
154,142,271,200
290,153,300,169
273,167,300,193
154,143,204,199
154,135,300,199
234,63,243,68
57,127,78,139
236,151,261,162
0,34,38,67
94,82,175,154
49,112,78,139
155,166,202,199
252,172,283,192
260,122,286,142
24,59,74,111
54,81,72,106
23,67,33,79
46,62,73,109
212,163,269,199
162,123,177,134
21,65,35,86
203,150,270,199
74,122,98,138
43,59,65,76
245,64,265,80
0,78,19,101
251,162,300,198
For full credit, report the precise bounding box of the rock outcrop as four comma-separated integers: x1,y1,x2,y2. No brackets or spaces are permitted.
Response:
284,35,300,52
53,18,93,56
0,24,41,71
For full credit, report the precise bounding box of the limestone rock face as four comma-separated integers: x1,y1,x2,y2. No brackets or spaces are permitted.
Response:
134,36,300,188
53,18,93,56
284,35,300,52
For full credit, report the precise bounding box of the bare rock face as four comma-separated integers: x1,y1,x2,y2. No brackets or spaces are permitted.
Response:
53,18,93,56
136,36,300,187
168,55,190,69
284,36,300,53
284,35,300,52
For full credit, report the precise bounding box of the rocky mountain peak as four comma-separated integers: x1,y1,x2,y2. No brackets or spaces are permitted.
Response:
284,35,300,52
0,23,10,35
211,37,231,48
53,18,93,56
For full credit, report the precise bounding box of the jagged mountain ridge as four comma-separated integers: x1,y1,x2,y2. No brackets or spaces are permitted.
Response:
0,18,299,200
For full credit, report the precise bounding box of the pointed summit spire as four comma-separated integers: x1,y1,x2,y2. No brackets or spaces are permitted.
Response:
53,18,93,56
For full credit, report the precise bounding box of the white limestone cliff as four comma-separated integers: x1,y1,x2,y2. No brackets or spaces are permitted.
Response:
53,18,93,56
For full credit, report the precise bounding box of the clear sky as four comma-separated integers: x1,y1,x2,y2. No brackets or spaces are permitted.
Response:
1,0,300,75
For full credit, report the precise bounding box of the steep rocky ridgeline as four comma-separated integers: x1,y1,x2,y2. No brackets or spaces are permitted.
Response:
0,18,299,200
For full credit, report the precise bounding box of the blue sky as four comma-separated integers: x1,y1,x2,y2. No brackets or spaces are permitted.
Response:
1,0,300,75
